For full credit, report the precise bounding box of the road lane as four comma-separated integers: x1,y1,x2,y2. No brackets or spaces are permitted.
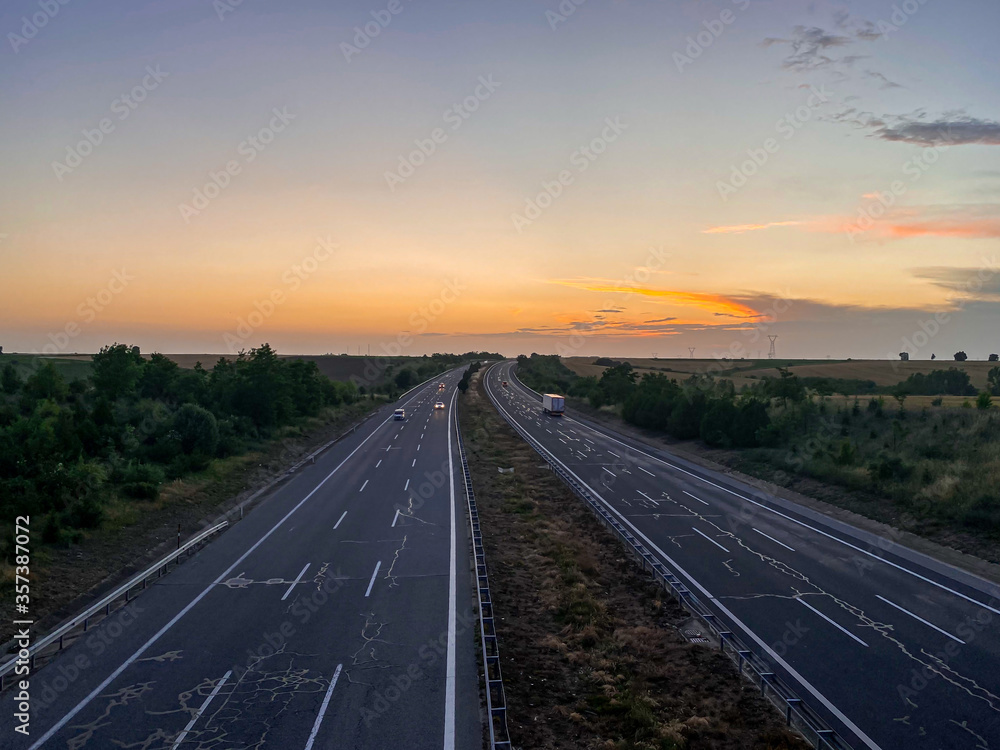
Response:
487,360,1000,750
3,371,480,749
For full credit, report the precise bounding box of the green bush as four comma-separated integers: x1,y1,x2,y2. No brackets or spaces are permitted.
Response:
173,403,219,456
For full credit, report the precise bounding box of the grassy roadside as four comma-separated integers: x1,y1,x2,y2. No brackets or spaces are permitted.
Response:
459,371,804,750
0,398,381,647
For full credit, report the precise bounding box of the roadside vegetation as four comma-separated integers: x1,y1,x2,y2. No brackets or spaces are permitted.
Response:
460,370,804,750
0,344,367,554
516,354,1000,554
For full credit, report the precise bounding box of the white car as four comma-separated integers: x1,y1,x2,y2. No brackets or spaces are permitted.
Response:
434,402,446,410
393,408,405,420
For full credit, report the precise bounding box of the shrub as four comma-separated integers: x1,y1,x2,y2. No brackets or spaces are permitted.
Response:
173,403,219,455
118,462,165,500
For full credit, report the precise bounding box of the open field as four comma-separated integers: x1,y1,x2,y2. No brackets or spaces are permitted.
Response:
563,356,999,391
1,354,94,382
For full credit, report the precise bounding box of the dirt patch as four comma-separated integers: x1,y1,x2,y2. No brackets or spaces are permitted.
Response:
0,400,380,648
459,373,805,750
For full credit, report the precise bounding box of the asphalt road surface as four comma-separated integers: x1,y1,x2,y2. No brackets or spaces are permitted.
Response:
487,360,1000,750
4,371,481,749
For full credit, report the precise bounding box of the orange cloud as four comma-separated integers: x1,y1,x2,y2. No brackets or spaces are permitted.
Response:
881,220,1000,239
702,220,803,234
549,279,759,319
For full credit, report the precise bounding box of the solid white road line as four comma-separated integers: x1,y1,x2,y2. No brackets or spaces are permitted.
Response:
171,670,231,749
281,563,310,601
692,526,729,552
27,412,395,750
484,377,885,750
637,466,654,476
799,598,869,647
443,388,458,750
753,527,795,552
334,511,347,530
875,594,965,644
304,664,343,750
682,491,710,506
359,479,369,492
365,561,382,598
552,407,1000,617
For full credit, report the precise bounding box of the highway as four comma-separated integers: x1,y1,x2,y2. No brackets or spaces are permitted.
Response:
486,360,1000,750
3,371,481,749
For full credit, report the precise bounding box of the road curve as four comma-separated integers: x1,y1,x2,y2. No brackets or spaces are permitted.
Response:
3,371,481,749
486,360,1000,750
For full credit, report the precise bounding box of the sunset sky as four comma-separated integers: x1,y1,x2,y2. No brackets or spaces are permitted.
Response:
2,0,999,359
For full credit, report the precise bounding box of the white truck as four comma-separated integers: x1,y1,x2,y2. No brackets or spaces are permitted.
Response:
542,394,565,416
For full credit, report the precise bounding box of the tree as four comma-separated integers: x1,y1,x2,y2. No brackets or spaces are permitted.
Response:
989,354,999,362
989,367,1000,397
954,351,968,362
1,363,21,394
898,352,909,361
394,368,416,389
139,353,180,400
173,404,219,455
23,362,68,401
977,391,993,411
931,353,936,360
92,343,144,399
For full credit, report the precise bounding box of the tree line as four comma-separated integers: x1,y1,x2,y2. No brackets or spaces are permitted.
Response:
0,344,358,548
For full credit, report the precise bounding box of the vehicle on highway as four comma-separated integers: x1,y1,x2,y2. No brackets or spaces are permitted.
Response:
438,382,446,390
501,380,508,387
434,401,446,410
393,408,405,420
542,393,565,415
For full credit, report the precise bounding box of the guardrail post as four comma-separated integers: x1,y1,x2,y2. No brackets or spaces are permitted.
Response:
785,698,801,726
177,524,181,550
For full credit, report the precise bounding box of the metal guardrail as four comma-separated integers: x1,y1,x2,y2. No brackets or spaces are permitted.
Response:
487,363,853,750
454,405,512,750
0,521,228,691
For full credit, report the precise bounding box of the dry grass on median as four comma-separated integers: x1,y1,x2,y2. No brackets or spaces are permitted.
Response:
460,372,806,750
